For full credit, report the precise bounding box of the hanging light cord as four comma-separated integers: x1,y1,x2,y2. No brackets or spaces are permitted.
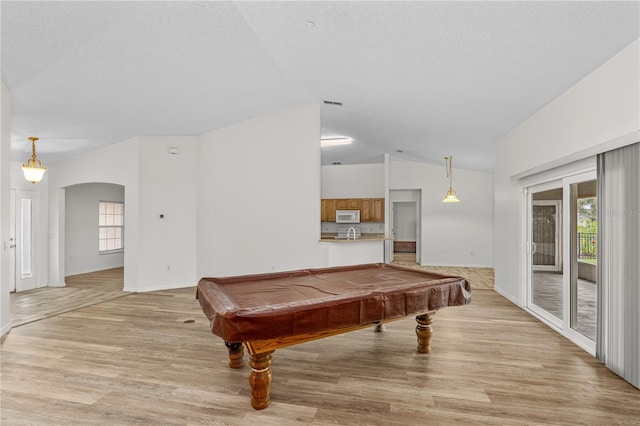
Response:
25,137,44,168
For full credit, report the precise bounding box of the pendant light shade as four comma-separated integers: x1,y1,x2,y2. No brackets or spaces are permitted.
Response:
442,156,460,203
22,137,46,184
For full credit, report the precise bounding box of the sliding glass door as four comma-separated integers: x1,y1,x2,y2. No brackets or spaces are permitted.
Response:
567,177,597,343
526,171,597,354
527,184,564,327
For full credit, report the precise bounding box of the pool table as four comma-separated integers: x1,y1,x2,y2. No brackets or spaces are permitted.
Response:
196,263,471,409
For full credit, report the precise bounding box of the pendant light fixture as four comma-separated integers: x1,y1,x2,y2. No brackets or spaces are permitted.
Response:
22,137,47,184
442,156,460,203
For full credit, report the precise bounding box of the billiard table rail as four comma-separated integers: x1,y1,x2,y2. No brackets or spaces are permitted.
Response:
196,263,470,343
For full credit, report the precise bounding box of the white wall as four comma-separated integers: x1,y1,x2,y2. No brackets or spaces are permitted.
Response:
390,160,494,267
197,103,328,277
137,136,198,290
325,240,384,266
65,183,125,275
49,135,200,292
321,163,385,198
48,137,141,290
494,39,640,304
0,81,11,335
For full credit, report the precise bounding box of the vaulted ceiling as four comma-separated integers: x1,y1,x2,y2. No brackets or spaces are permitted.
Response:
2,1,638,172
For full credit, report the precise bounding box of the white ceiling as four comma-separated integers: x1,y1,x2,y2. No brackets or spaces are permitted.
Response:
2,1,638,172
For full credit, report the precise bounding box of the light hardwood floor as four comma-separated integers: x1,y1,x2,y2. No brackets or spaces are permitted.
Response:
9,268,126,327
2,265,638,425
392,253,495,290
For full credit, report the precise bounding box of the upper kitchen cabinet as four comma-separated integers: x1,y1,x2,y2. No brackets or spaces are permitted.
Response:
335,198,361,210
322,198,384,222
321,199,336,222
360,198,384,222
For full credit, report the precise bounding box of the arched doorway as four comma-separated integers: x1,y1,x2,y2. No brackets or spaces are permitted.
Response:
64,183,125,290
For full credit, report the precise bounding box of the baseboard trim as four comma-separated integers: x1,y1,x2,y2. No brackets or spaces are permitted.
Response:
124,281,194,293
1,322,12,337
416,262,495,269
494,286,520,307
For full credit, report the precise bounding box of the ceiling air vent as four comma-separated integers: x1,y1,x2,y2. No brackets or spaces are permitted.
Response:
323,100,343,106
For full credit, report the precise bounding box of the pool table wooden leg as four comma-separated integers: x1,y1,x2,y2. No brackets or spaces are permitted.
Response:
224,342,244,368
415,312,435,354
248,350,274,410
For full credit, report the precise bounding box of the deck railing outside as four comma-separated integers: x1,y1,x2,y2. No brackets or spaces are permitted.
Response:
578,232,597,259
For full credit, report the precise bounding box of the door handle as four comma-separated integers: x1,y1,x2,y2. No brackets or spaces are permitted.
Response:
531,242,537,254
9,244,16,248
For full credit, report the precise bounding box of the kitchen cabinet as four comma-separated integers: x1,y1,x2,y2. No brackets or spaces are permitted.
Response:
361,199,371,222
371,198,384,222
347,199,361,209
321,199,336,222
360,198,384,222
321,198,384,223
334,199,348,210
335,198,361,210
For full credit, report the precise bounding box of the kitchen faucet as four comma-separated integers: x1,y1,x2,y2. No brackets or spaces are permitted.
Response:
347,227,357,240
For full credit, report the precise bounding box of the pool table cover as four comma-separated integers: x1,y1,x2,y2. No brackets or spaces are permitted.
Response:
196,263,471,342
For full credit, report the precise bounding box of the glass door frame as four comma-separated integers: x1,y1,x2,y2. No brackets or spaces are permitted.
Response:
523,170,597,355
525,180,564,331
561,171,597,354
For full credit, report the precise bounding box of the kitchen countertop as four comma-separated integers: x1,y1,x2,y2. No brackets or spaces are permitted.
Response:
319,233,393,243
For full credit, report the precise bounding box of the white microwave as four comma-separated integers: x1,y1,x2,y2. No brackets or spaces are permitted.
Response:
336,210,360,223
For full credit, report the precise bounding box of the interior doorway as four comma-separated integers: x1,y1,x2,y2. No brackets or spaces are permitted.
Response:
389,189,421,264
393,202,417,254
64,183,125,289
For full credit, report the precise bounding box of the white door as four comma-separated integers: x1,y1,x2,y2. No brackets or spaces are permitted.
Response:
15,190,38,292
9,189,16,292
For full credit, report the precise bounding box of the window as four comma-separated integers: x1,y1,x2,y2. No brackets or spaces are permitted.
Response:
99,201,124,253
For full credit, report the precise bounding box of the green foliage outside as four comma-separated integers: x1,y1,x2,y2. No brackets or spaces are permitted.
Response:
577,197,597,264
577,197,597,233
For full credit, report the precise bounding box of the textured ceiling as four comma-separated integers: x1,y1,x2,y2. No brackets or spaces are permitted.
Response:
2,1,638,172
